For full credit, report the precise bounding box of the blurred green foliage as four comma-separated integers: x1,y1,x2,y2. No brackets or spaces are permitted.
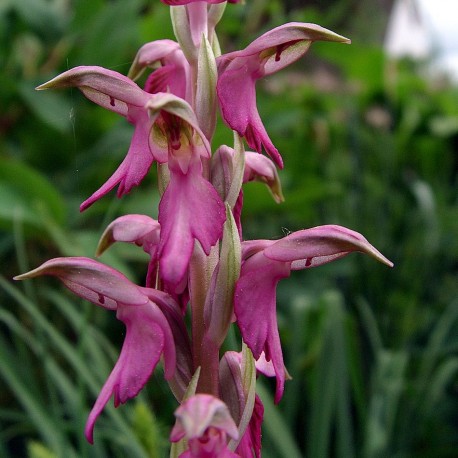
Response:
1,0,457,457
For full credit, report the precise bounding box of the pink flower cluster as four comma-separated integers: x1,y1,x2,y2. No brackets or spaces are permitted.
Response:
15,1,392,456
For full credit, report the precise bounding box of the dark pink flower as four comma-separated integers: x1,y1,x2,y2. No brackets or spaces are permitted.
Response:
145,95,226,287
159,152,226,286
38,66,226,288
217,23,350,167
234,225,393,403
14,257,177,443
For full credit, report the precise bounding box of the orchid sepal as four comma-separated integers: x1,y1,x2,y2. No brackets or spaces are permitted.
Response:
127,39,182,81
36,66,149,114
265,224,394,269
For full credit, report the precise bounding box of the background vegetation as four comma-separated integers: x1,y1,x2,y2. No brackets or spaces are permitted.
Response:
1,0,457,456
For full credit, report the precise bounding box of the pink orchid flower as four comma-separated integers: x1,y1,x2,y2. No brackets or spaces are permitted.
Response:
145,95,226,287
14,257,177,443
234,225,393,403
39,66,226,287
170,394,239,458
217,23,350,168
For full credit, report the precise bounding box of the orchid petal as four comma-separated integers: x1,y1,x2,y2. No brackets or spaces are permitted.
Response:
142,288,193,401
37,66,149,116
37,67,162,208
14,257,148,309
80,111,155,211
244,151,284,203
97,214,160,256
128,39,182,80
236,394,264,458
85,301,175,443
129,39,189,101
264,224,394,269
158,157,226,286
170,394,239,442
146,92,211,157
234,252,290,403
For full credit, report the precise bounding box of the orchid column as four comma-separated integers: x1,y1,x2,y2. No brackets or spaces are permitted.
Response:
14,1,393,457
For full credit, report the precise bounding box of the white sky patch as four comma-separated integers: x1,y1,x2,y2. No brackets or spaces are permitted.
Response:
417,0,458,79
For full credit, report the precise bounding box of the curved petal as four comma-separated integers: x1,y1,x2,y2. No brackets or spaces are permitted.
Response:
133,42,189,100
80,111,155,211
217,57,283,167
236,394,264,458
142,287,193,400
146,92,211,158
128,39,181,81
264,224,393,268
158,157,226,286
97,214,160,256
244,151,284,203
234,252,290,403
37,66,150,116
14,257,148,309
85,301,176,443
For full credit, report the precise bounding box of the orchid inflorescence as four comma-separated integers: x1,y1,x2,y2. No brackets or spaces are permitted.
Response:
15,1,393,456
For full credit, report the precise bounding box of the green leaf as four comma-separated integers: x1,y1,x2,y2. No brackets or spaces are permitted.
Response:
19,82,73,133
27,441,58,458
257,382,302,458
0,158,66,232
132,402,166,458
13,0,65,37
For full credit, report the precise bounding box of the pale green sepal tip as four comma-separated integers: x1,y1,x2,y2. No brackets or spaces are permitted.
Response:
170,5,197,64
225,133,245,209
